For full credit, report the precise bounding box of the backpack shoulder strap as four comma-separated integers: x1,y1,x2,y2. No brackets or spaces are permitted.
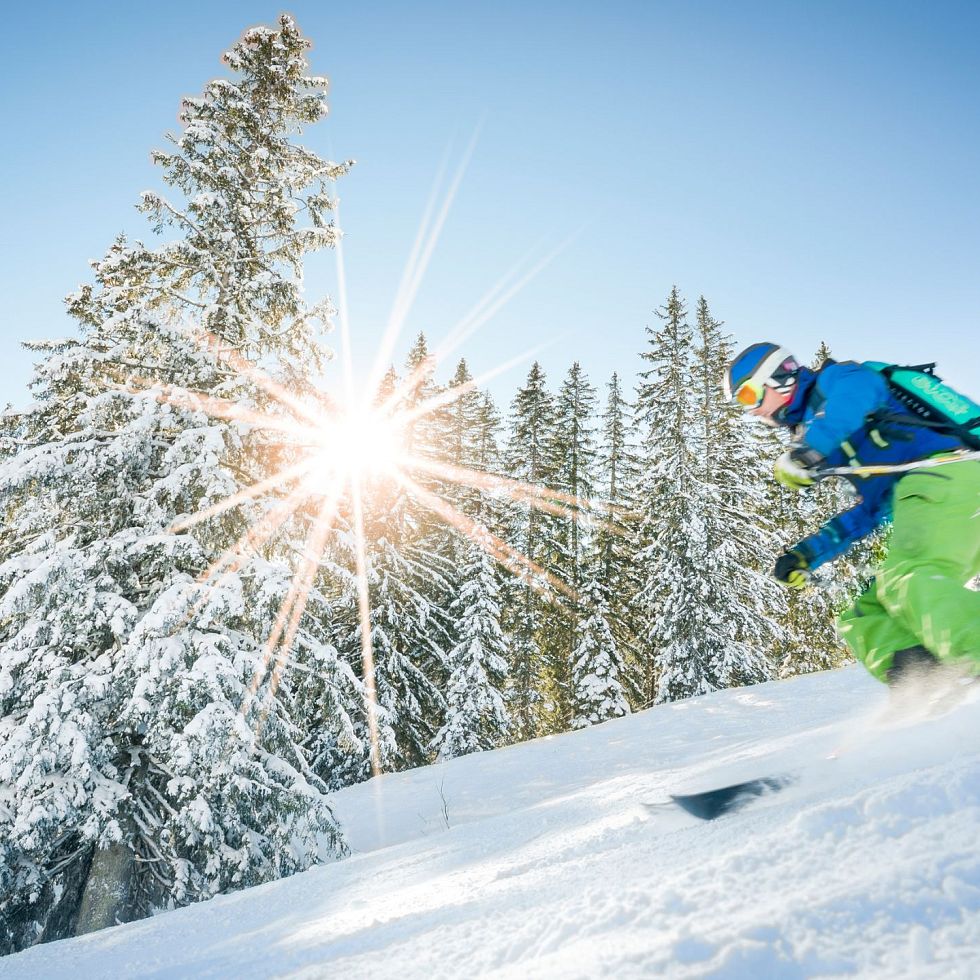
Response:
880,362,938,380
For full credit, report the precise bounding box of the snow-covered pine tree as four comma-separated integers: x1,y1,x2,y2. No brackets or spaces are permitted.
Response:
690,297,780,687
566,373,636,729
595,372,642,694
447,378,507,526
0,17,358,951
443,359,482,495
502,362,557,739
570,570,631,728
431,533,511,757
398,337,458,751
403,333,455,672
540,362,599,732
633,287,708,703
474,392,503,482
344,524,449,773
429,362,511,758
402,334,446,469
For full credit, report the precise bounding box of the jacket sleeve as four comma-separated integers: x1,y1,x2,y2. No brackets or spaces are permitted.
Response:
792,489,888,570
799,363,890,460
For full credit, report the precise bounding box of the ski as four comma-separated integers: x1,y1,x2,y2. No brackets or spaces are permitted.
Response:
650,674,978,822
669,774,796,820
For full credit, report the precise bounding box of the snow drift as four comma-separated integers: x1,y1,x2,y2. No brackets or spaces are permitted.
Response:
4,664,980,978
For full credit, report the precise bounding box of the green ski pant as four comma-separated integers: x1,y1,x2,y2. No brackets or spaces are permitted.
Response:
838,458,980,681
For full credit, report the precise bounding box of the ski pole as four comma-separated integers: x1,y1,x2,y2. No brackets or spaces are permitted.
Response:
814,449,980,480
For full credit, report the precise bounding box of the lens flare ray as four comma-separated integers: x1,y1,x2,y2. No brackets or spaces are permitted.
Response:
394,472,579,603
350,478,382,777
114,377,311,439
399,346,547,427
409,456,629,524
367,128,481,401
170,459,314,534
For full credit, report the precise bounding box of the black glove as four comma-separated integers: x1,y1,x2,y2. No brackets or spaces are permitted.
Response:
789,445,826,469
885,645,939,685
773,550,810,590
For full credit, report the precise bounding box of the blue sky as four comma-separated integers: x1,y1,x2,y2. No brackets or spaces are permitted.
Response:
3,0,980,407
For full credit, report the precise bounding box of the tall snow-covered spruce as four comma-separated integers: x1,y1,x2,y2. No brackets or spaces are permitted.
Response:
502,362,557,739
549,362,632,732
432,534,511,758
632,291,786,703
0,17,356,952
595,372,640,665
633,287,706,702
567,370,640,724
689,297,780,688
431,360,511,759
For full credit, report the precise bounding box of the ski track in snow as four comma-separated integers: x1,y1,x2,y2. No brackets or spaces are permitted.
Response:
4,665,980,979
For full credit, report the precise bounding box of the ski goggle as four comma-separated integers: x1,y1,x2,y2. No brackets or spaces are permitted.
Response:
733,378,768,409
730,372,797,410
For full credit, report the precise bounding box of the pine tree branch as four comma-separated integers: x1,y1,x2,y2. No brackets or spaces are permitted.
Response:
151,196,206,237
44,842,91,878
158,289,208,311
101,359,188,377
145,782,180,820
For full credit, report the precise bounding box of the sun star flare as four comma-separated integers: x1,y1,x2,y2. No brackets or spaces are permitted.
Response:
139,143,597,782
311,404,408,483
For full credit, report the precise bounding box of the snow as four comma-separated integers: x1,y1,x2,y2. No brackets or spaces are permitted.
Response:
5,664,980,978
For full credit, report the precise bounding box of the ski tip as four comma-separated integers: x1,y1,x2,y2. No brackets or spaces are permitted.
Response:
640,800,675,814
670,775,796,821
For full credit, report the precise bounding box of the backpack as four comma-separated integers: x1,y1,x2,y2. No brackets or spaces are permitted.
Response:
863,361,980,451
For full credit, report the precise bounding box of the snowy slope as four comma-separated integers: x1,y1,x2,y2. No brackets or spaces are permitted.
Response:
5,665,980,979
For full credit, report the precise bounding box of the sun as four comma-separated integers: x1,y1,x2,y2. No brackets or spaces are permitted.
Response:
311,404,407,483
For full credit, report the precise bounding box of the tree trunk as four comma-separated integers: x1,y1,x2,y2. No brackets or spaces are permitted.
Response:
73,841,135,935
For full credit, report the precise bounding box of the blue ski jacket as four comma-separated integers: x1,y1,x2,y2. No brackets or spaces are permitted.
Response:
782,361,962,570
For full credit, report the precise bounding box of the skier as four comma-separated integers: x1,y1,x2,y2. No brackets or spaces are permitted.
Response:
724,342,980,684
